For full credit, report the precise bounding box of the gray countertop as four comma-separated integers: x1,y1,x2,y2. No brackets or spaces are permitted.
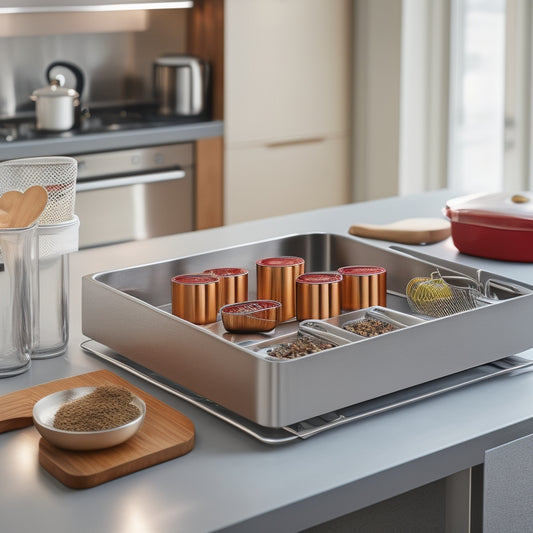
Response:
1,189,533,533
0,120,223,159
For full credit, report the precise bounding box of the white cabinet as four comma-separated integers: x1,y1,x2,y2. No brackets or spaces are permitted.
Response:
226,137,350,222
224,0,353,224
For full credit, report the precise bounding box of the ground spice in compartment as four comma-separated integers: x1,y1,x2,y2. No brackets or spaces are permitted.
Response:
267,335,335,359
343,318,395,337
53,385,141,432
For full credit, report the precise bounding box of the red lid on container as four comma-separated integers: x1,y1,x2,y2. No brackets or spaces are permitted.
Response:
204,267,248,277
257,257,305,267
172,274,219,284
296,273,342,284
445,192,533,231
338,266,386,276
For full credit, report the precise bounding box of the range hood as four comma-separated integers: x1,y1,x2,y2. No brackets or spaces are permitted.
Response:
0,1,193,14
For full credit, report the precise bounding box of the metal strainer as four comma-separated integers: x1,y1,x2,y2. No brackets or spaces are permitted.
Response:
406,271,484,317
0,156,77,225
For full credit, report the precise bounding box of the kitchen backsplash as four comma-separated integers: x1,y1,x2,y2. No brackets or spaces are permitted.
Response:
0,9,188,117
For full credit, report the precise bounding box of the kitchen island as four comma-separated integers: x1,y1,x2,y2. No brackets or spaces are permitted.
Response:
1,189,533,532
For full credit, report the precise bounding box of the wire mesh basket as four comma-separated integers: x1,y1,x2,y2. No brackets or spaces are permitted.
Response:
406,271,484,317
0,156,77,225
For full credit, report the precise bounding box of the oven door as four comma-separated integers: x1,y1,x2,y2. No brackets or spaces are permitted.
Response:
75,168,194,248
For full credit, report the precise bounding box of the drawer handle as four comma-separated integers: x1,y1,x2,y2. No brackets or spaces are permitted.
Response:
265,137,325,148
76,169,186,192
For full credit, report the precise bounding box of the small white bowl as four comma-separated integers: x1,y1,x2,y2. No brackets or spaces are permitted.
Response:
32,386,146,451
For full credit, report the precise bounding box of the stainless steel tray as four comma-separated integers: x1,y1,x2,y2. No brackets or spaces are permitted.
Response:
81,339,533,444
81,232,533,428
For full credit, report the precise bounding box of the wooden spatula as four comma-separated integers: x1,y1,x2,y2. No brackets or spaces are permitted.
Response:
0,186,48,228
349,217,451,245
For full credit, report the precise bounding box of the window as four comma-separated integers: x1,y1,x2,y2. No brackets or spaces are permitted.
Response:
447,0,506,193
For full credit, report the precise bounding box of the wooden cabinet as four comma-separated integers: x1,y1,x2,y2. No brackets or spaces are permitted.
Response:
225,137,349,222
224,0,353,224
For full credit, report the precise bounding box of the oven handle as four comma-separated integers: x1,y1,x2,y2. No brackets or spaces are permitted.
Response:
76,169,186,192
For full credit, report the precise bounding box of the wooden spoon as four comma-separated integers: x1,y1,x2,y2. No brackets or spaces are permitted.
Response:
0,186,48,229
348,217,451,245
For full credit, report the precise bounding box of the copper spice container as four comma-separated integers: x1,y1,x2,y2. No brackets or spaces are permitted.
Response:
295,272,342,320
203,267,248,309
220,300,282,333
171,273,219,325
256,256,305,322
338,266,387,311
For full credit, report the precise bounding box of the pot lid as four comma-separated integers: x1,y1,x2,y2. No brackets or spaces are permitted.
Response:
445,192,533,230
32,81,79,98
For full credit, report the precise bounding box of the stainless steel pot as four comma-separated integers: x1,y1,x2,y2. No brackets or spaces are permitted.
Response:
31,81,79,131
31,61,85,132
153,56,210,116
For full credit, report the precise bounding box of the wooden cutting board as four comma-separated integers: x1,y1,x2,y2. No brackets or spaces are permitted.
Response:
0,369,195,489
349,218,451,245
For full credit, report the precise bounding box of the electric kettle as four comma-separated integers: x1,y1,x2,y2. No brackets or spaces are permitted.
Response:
153,55,210,116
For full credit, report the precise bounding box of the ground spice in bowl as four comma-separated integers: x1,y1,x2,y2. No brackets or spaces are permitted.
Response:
53,385,141,432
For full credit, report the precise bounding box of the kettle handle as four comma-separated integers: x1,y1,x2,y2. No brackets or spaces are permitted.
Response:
45,61,85,98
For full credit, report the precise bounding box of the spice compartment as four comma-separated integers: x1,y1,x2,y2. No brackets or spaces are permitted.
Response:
325,306,426,337
82,232,533,428
252,331,343,360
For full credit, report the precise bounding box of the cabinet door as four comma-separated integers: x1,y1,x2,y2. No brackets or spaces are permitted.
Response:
483,434,533,533
224,137,350,224
225,0,353,144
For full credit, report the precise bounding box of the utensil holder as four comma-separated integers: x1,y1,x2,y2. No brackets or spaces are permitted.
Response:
0,156,77,224
0,224,38,376
32,216,80,359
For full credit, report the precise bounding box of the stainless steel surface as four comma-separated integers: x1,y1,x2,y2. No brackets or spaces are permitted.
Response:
81,339,533,444
154,56,209,116
73,143,194,248
32,386,145,450
74,142,193,180
81,232,533,428
0,10,190,116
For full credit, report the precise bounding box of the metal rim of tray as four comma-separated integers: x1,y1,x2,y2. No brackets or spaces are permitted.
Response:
81,339,533,445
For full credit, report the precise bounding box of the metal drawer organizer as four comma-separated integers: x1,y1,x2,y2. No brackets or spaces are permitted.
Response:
82,233,533,439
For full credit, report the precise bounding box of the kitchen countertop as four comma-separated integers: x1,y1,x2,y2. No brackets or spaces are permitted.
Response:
0,120,223,159
1,189,533,532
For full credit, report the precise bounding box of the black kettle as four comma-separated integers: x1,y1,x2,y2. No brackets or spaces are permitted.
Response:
46,61,85,98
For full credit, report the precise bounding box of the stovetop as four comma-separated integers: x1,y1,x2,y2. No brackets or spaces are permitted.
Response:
0,103,211,143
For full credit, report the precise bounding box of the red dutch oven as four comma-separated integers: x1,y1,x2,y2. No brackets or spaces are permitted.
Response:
444,192,533,262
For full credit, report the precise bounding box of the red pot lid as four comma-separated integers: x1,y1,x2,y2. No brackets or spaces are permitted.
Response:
445,192,533,231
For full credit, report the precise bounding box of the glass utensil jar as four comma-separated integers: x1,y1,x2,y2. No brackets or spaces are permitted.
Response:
0,224,38,376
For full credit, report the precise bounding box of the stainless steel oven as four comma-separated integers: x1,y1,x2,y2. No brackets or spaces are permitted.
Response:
74,142,194,248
